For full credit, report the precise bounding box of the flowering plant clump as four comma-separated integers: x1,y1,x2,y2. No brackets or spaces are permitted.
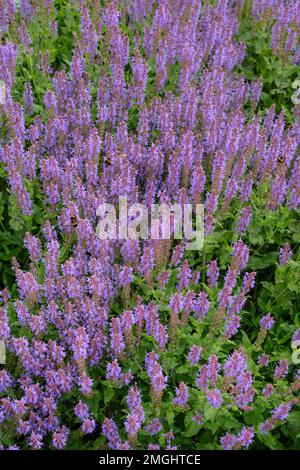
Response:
0,0,299,451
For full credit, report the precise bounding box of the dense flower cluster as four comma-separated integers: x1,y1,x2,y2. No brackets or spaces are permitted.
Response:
0,0,299,450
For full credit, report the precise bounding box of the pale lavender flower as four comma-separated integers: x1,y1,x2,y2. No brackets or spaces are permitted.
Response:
260,419,275,434
260,314,275,331
272,402,293,421
207,260,219,288
74,401,89,421
81,418,96,434
238,426,254,448
279,243,292,266
52,426,69,449
274,360,289,380
206,389,222,409
258,354,270,367
262,384,274,399
106,359,122,381
144,418,162,436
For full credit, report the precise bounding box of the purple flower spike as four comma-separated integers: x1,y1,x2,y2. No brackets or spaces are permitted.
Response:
206,389,223,409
